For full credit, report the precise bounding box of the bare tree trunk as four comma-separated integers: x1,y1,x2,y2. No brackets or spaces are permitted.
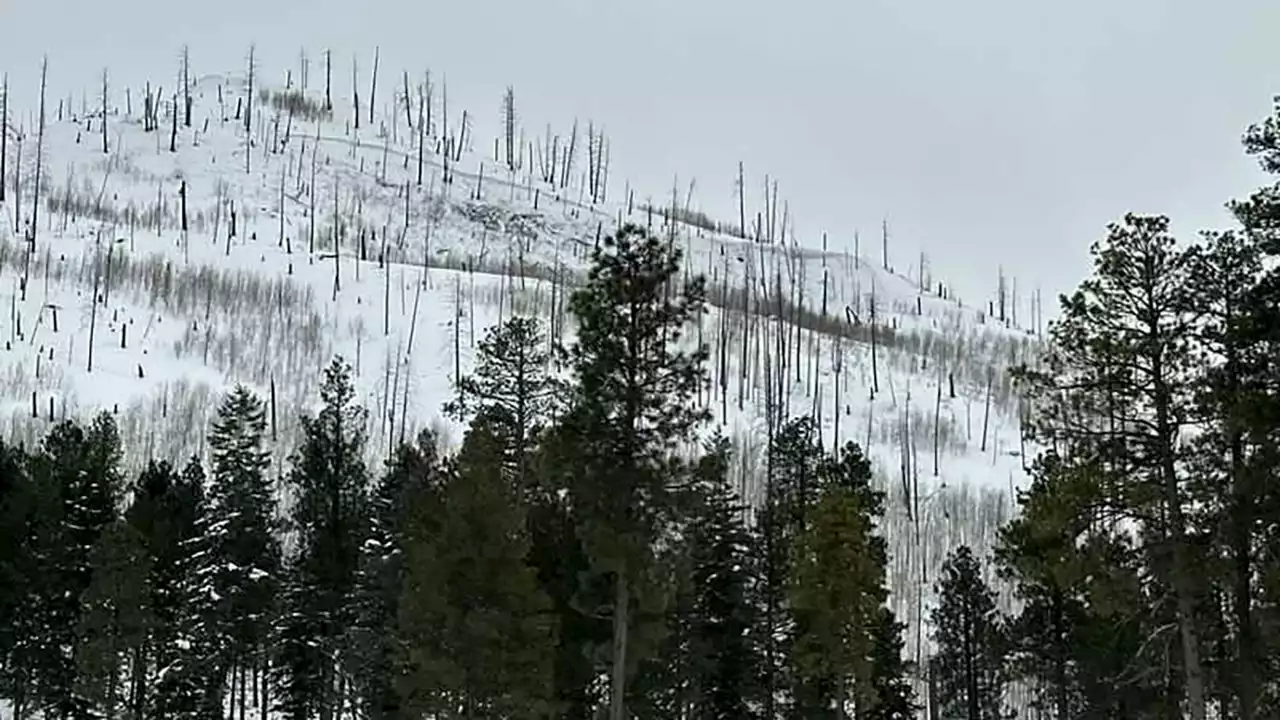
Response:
416,85,425,186
245,45,255,174
324,49,333,111
88,236,102,372
870,278,880,395
610,573,631,720
352,54,360,131
980,368,992,453
934,374,942,475
1,72,8,204
183,45,192,126
32,57,48,250
101,68,109,153
369,46,379,126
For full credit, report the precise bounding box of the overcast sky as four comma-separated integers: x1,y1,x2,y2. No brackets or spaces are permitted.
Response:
2,0,1278,307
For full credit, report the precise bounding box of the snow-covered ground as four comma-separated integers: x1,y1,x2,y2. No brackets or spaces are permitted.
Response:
0,57,1043,699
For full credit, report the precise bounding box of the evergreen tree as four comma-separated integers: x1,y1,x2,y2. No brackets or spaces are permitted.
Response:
930,546,1010,720
866,608,917,720
995,453,1162,718
444,315,557,495
789,475,886,720
276,358,370,720
398,412,557,720
0,440,37,718
25,414,124,720
125,459,205,720
559,223,711,720
684,439,761,720
205,385,282,714
1016,214,1209,718
353,430,442,720
524,421,613,720
74,518,152,719
756,417,828,720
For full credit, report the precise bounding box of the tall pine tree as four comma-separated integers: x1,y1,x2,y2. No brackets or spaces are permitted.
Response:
276,359,370,720
558,223,711,720
931,546,1010,720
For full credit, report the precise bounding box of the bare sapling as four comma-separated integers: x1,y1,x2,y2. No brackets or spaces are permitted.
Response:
442,76,450,183
737,161,746,240
87,234,102,372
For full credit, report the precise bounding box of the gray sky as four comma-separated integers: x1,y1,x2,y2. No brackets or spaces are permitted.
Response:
2,0,1278,308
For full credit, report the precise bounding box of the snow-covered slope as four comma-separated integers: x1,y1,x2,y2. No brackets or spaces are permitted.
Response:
0,58,1041,678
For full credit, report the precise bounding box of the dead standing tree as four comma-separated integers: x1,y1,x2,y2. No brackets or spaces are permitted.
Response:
324,49,333,111
30,55,48,279
244,44,256,174
1,72,8,204
503,86,516,172
369,46,379,127
100,68,109,153
182,45,192,127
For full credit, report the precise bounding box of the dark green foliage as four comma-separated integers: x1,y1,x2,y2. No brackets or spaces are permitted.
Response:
790,481,886,720
444,315,557,495
995,453,1162,718
75,518,152,717
205,386,281,705
144,458,219,720
353,430,442,720
683,442,762,720
867,609,918,720
23,414,124,720
0,440,33,709
276,358,370,720
397,413,557,720
559,223,711,720
931,546,1010,720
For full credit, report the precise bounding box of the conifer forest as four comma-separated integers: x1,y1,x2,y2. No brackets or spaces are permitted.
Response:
4,55,1280,720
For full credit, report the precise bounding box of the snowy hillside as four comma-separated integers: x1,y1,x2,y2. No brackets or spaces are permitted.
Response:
0,54,1041,677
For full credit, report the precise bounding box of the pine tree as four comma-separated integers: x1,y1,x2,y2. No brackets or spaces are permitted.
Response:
559,223,711,720
0,440,36,717
995,453,1161,718
276,358,370,720
444,316,557,495
866,608,917,720
685,439,761,720
1017,214,1208,718
74,518,152,718
129,458,209,720
206,385,281,713
789,475,886,720
25,414,124,720
756,417,827,720
524,421,612,720
930,546,1010,720
353,430,442,720
398,413,557,720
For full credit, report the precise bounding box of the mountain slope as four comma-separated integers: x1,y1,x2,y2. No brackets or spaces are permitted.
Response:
0,57,1041,683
